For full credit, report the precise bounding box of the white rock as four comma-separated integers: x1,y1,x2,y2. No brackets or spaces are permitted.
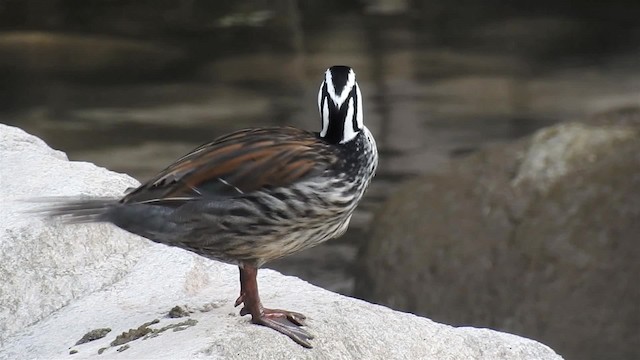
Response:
0,124,564,359
0,125,146,345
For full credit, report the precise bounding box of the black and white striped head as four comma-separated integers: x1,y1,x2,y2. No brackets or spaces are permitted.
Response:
317,65,364,144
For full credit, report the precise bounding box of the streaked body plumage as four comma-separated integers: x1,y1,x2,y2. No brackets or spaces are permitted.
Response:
41,65,377,348
56,126,376,267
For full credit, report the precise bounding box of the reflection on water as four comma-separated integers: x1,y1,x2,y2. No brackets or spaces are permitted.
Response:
2,1,640,294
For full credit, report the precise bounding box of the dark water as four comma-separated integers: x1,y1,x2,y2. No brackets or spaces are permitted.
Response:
2,1,640,294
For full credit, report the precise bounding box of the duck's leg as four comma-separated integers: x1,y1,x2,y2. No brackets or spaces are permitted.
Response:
235,265,314,348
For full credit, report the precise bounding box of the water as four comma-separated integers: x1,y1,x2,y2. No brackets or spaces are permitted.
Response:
2,2,640,295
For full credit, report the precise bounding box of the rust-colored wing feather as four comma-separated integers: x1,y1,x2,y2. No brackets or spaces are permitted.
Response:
121,127,337,204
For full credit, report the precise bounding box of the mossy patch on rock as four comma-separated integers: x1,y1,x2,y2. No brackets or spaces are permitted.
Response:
110,319,159,347
75,328,111,345
168,305,190,318
84,310,199,355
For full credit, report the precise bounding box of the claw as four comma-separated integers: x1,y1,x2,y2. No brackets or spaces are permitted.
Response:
253,312,315,348
263,308,306,326
234,294,244,307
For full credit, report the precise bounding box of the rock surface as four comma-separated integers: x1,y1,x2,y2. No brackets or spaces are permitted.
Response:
0,124,563,359
0,125,145,343
356,111,640,360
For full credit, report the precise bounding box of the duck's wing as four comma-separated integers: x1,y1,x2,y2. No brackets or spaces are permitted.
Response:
121,127,338,205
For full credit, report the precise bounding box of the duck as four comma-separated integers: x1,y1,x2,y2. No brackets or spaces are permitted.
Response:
42,65,378,348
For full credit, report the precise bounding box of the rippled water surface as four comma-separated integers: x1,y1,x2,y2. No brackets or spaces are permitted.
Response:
3,2,640,294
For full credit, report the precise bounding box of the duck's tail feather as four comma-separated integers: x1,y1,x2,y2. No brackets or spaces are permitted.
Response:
26,197,120,224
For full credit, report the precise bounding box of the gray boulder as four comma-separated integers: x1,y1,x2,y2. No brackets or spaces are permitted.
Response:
356,111,640,360
0,124,563,359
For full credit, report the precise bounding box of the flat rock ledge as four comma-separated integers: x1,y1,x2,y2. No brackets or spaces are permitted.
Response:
0,124,563,360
